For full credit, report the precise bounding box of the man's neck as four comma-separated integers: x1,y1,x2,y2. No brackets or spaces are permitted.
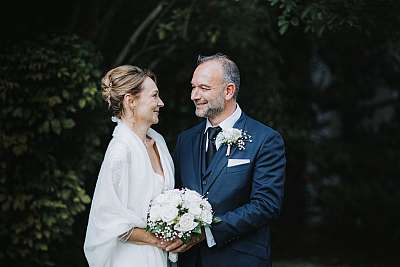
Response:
208,101,237,126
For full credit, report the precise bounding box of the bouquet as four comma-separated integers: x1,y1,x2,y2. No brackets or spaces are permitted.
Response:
146,188,213,262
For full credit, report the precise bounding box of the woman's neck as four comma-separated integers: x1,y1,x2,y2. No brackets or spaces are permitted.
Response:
121,117,150,142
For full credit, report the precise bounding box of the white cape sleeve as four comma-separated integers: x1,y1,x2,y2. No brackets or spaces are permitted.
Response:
84,140,146,267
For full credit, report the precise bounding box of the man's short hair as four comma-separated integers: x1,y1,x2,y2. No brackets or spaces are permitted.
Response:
197,53,240,98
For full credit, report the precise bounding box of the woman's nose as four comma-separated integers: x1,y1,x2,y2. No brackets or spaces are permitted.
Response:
158,97,164,107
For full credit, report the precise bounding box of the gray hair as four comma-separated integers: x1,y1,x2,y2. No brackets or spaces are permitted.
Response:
197,53,240,98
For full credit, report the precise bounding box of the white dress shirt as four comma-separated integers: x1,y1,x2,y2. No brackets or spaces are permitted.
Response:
204,104,242,151
203,104,242,247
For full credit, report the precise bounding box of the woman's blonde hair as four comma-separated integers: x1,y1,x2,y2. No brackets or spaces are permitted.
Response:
101,65,156,118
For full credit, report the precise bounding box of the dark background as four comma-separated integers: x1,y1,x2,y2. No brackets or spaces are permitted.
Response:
1,1,399,266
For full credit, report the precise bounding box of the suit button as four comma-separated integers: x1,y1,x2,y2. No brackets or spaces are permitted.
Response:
202,180,207,185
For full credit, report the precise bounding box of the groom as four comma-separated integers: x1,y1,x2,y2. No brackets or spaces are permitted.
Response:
169,53,286,267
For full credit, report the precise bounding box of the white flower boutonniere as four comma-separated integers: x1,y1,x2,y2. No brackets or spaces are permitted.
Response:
215,128,252,156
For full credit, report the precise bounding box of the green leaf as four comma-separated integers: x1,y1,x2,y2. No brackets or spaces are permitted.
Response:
78,99,86,108
279,23,289,35
158,29,166,40
39,121,50,133
80,195,91,204
212,216,222,224
269,0,280,6
278,19,288,27
48,96,62,107
62,89,70,99
192,225,201,235
12,107,23,118
50,119,61,134
61,118,76,129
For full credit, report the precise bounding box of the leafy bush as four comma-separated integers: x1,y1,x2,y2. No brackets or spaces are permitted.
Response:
0,35,108,265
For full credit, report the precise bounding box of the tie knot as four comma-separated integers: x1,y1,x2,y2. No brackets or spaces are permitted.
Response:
207,126,222,141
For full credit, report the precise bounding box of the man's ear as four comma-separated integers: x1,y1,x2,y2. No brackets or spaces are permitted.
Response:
225,83,236,100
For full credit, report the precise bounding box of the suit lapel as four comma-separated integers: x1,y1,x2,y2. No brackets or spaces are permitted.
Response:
202,113,248,193
191,122,206,193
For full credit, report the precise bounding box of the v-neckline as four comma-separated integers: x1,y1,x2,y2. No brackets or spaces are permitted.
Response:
144,135,165,179
119,122,166,180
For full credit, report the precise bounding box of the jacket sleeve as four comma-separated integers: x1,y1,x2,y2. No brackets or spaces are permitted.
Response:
211,131,286,247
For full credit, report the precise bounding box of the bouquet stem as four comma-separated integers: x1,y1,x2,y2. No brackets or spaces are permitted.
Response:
169,252,178,262
226,144,231,156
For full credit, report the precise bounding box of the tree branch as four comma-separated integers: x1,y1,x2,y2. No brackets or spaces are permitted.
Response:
129,44,167,63
142,0,177,49
114,2,165,66
95,0,125,48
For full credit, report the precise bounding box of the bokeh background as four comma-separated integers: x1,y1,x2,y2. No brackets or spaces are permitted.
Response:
1,1,399,266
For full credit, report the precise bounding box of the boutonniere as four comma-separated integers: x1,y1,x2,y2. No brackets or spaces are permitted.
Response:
215,128,252,156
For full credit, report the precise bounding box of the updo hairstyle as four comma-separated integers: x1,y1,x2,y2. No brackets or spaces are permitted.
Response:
101,65,156,118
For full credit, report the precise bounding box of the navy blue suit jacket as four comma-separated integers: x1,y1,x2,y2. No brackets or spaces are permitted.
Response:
174,113,286,267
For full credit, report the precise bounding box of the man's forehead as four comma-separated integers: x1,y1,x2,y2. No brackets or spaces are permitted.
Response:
192,61,223,82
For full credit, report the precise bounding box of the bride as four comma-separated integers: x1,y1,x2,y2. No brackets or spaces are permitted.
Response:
84,65,174,267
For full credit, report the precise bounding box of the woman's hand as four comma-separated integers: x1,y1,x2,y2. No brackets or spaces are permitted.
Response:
127,228,175,249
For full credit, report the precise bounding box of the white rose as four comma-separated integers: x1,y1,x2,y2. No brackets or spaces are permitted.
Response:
182,189,202,203
162,190,182,207
174,213,198,232
149,204,162,222
182,190,202,215
226,128,241,138
153,189,182,207
200,199,212,212
199,209,213,225
160,205,179,223
152,193,166,205
187,203,202,217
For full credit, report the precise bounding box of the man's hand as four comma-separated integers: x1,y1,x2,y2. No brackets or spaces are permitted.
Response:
165,231,205,253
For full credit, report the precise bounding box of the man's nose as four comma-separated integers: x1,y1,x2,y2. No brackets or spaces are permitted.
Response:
191,87,200,101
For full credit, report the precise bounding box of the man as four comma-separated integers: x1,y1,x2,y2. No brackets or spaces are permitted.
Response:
169,53,286,267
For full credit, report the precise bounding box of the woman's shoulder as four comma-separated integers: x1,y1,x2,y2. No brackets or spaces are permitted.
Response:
105,138,132,162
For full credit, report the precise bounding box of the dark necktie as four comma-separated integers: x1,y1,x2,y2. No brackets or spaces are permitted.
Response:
206,126,222,168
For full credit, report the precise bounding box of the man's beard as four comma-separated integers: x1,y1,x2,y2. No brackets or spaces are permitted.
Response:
203,105,224,119
195,96,224,119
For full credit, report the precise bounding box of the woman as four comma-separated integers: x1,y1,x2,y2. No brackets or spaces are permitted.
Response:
84,65,174,267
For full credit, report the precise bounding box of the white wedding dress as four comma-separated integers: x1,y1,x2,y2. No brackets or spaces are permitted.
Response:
84,120,174,267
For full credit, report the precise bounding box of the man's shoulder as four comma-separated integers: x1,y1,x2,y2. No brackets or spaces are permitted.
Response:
244,114,282,139
177,120,205,140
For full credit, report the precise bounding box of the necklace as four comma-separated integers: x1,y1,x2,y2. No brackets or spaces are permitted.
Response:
144,136,154,147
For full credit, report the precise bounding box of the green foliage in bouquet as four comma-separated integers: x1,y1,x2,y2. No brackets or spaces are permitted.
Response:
0,35,107,265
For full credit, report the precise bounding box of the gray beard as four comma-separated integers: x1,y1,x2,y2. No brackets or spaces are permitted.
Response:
196,105,224,119
205,106,224,119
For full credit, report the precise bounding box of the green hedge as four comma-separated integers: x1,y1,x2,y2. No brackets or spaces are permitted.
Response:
0,35,108,265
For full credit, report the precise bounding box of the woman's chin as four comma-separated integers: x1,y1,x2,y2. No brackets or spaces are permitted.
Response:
152,116,159,124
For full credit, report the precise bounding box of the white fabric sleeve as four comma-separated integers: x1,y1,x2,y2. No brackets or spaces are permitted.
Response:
204,226,216,247
84,141,146,267
118,227,134,242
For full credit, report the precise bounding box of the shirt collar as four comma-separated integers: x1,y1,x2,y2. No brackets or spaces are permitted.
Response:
204,104,242,134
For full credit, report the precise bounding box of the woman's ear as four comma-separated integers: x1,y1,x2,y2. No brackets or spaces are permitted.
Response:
123,94,137,112
124,94,137,108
